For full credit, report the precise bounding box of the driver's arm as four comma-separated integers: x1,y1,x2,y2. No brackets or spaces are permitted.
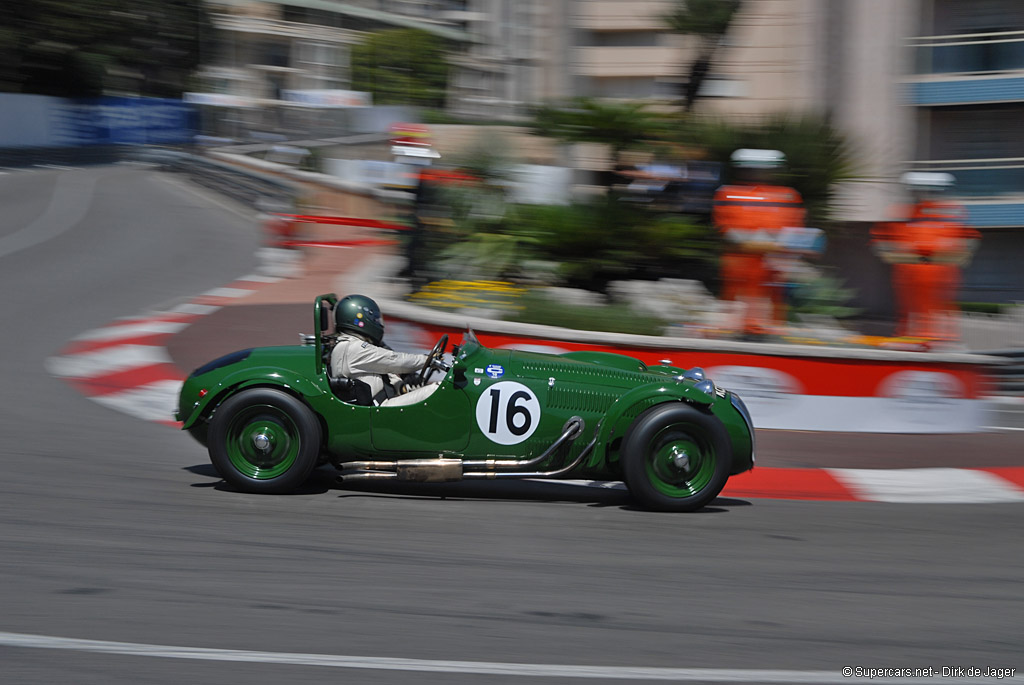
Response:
344,341,427,376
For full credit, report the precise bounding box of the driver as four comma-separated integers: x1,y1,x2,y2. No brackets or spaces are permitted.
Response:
330,294,443,407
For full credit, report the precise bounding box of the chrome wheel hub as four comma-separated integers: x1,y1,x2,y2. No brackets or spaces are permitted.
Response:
670,446,690,471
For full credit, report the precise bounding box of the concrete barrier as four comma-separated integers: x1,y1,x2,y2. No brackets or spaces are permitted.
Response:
381,299,1006,434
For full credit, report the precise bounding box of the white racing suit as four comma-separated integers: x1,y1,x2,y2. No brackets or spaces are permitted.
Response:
329,334,439,407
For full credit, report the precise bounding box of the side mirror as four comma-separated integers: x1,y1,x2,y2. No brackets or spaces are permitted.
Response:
319,304,330,332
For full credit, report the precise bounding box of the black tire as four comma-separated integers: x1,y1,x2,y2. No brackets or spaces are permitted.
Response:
621,402,732,512
207,388,321,494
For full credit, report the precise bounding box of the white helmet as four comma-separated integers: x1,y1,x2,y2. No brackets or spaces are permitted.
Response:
730,149,786,169
900,172,955,192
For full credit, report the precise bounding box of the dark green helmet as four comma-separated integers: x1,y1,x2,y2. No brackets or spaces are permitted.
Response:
334,294,384,344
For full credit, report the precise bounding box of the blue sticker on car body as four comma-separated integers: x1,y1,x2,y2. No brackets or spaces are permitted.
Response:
485,364,505,379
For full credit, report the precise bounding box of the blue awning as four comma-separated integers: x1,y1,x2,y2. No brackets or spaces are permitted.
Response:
908,77,1024,105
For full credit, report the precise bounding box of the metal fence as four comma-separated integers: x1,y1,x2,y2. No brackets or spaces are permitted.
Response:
170,153,300,210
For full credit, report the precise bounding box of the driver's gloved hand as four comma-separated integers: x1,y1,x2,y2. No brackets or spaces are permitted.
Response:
387,373,408,393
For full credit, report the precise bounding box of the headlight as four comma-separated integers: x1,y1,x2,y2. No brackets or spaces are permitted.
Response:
694,379,715,396
682,366,706,381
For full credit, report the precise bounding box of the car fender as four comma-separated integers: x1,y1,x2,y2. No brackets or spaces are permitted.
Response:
588,381,713,467
180,366,328,429
559,351,647,373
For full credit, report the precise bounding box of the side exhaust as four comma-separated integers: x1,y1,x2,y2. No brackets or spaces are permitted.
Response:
338,417,594,483
339,458,464,483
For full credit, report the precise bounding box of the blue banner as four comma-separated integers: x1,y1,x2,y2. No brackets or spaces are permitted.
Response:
52,96,197,146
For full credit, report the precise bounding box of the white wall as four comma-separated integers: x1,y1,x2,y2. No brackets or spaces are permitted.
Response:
0,94,61,147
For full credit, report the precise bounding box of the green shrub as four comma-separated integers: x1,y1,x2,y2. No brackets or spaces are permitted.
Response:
958,302,1008,315
506,290,668,336
514,199,719,292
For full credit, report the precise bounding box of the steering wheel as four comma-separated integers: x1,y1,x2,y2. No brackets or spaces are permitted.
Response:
416,335,448,386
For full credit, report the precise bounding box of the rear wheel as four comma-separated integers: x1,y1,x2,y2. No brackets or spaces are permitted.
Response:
621,403,731,512
208,388,321,493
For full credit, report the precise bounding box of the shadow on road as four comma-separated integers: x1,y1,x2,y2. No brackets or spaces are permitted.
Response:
334,479,752,513
182,463,335,495
182,463,754,511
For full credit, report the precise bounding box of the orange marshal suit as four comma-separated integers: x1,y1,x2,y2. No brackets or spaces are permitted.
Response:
871,200,980,341
712,184,806,335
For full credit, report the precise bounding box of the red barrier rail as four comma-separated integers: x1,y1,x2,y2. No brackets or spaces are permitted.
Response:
277,214,411,231
277,238,398,249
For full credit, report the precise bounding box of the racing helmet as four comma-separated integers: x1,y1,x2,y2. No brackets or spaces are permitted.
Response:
334,294,385,345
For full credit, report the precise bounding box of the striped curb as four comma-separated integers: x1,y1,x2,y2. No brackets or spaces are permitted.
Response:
545,466,1024,504
724,466,1024,504
46,273,282,427
45,283,1024,504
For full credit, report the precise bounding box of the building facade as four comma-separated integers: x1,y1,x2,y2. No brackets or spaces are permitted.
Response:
903,0,1024,302
676,0,1024,303
193,0,470,137
194,0,1022,303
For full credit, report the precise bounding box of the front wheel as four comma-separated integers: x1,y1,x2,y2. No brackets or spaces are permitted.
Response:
207,388,321,493
621,403,731,512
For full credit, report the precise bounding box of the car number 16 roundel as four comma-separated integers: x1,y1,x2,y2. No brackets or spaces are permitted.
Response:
474,381,541,445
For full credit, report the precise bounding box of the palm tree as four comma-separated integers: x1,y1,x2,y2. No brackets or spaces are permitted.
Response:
679,113,859,226
662,0,742,111
531,97,663,189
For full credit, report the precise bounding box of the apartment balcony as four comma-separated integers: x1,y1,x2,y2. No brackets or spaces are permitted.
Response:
912,29,1024,75
907,75,1024,105
572,0,672,32
908,158,1024,227
907,29,1024,105
573,46,678,78
212,13,358,44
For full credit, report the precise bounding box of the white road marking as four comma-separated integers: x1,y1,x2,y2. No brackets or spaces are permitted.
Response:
46,345,171,379
9,632,1018,683
90,380,184,422
827,467,1024,503
0,169,99,259
238,273,283,283
201,286,254,299
71,320,191,342
168,302,223,316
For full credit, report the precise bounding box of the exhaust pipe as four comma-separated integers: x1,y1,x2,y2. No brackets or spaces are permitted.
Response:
340,458,463,483
337,417,591,484
462,416,585,471
462,436,598,480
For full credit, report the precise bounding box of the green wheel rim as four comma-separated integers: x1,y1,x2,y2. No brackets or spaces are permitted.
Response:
644,427,716,498
224,404,301,480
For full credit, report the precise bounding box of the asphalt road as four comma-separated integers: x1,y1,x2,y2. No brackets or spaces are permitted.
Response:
1,165,1022,685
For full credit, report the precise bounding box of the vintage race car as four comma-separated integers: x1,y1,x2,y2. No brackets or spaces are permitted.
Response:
176,294,755,511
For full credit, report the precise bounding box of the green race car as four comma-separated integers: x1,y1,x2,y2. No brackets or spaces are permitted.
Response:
176,294,755,511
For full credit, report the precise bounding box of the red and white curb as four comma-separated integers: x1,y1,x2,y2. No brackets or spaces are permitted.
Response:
46,273,281,427
547,466,1024,504
45,278,1024,504
726,466,1024,503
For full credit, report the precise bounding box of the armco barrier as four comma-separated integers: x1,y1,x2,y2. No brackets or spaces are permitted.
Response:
380,299,1007,434
178,154,299,209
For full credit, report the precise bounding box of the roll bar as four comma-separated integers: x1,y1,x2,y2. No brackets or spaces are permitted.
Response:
313,293,338,375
